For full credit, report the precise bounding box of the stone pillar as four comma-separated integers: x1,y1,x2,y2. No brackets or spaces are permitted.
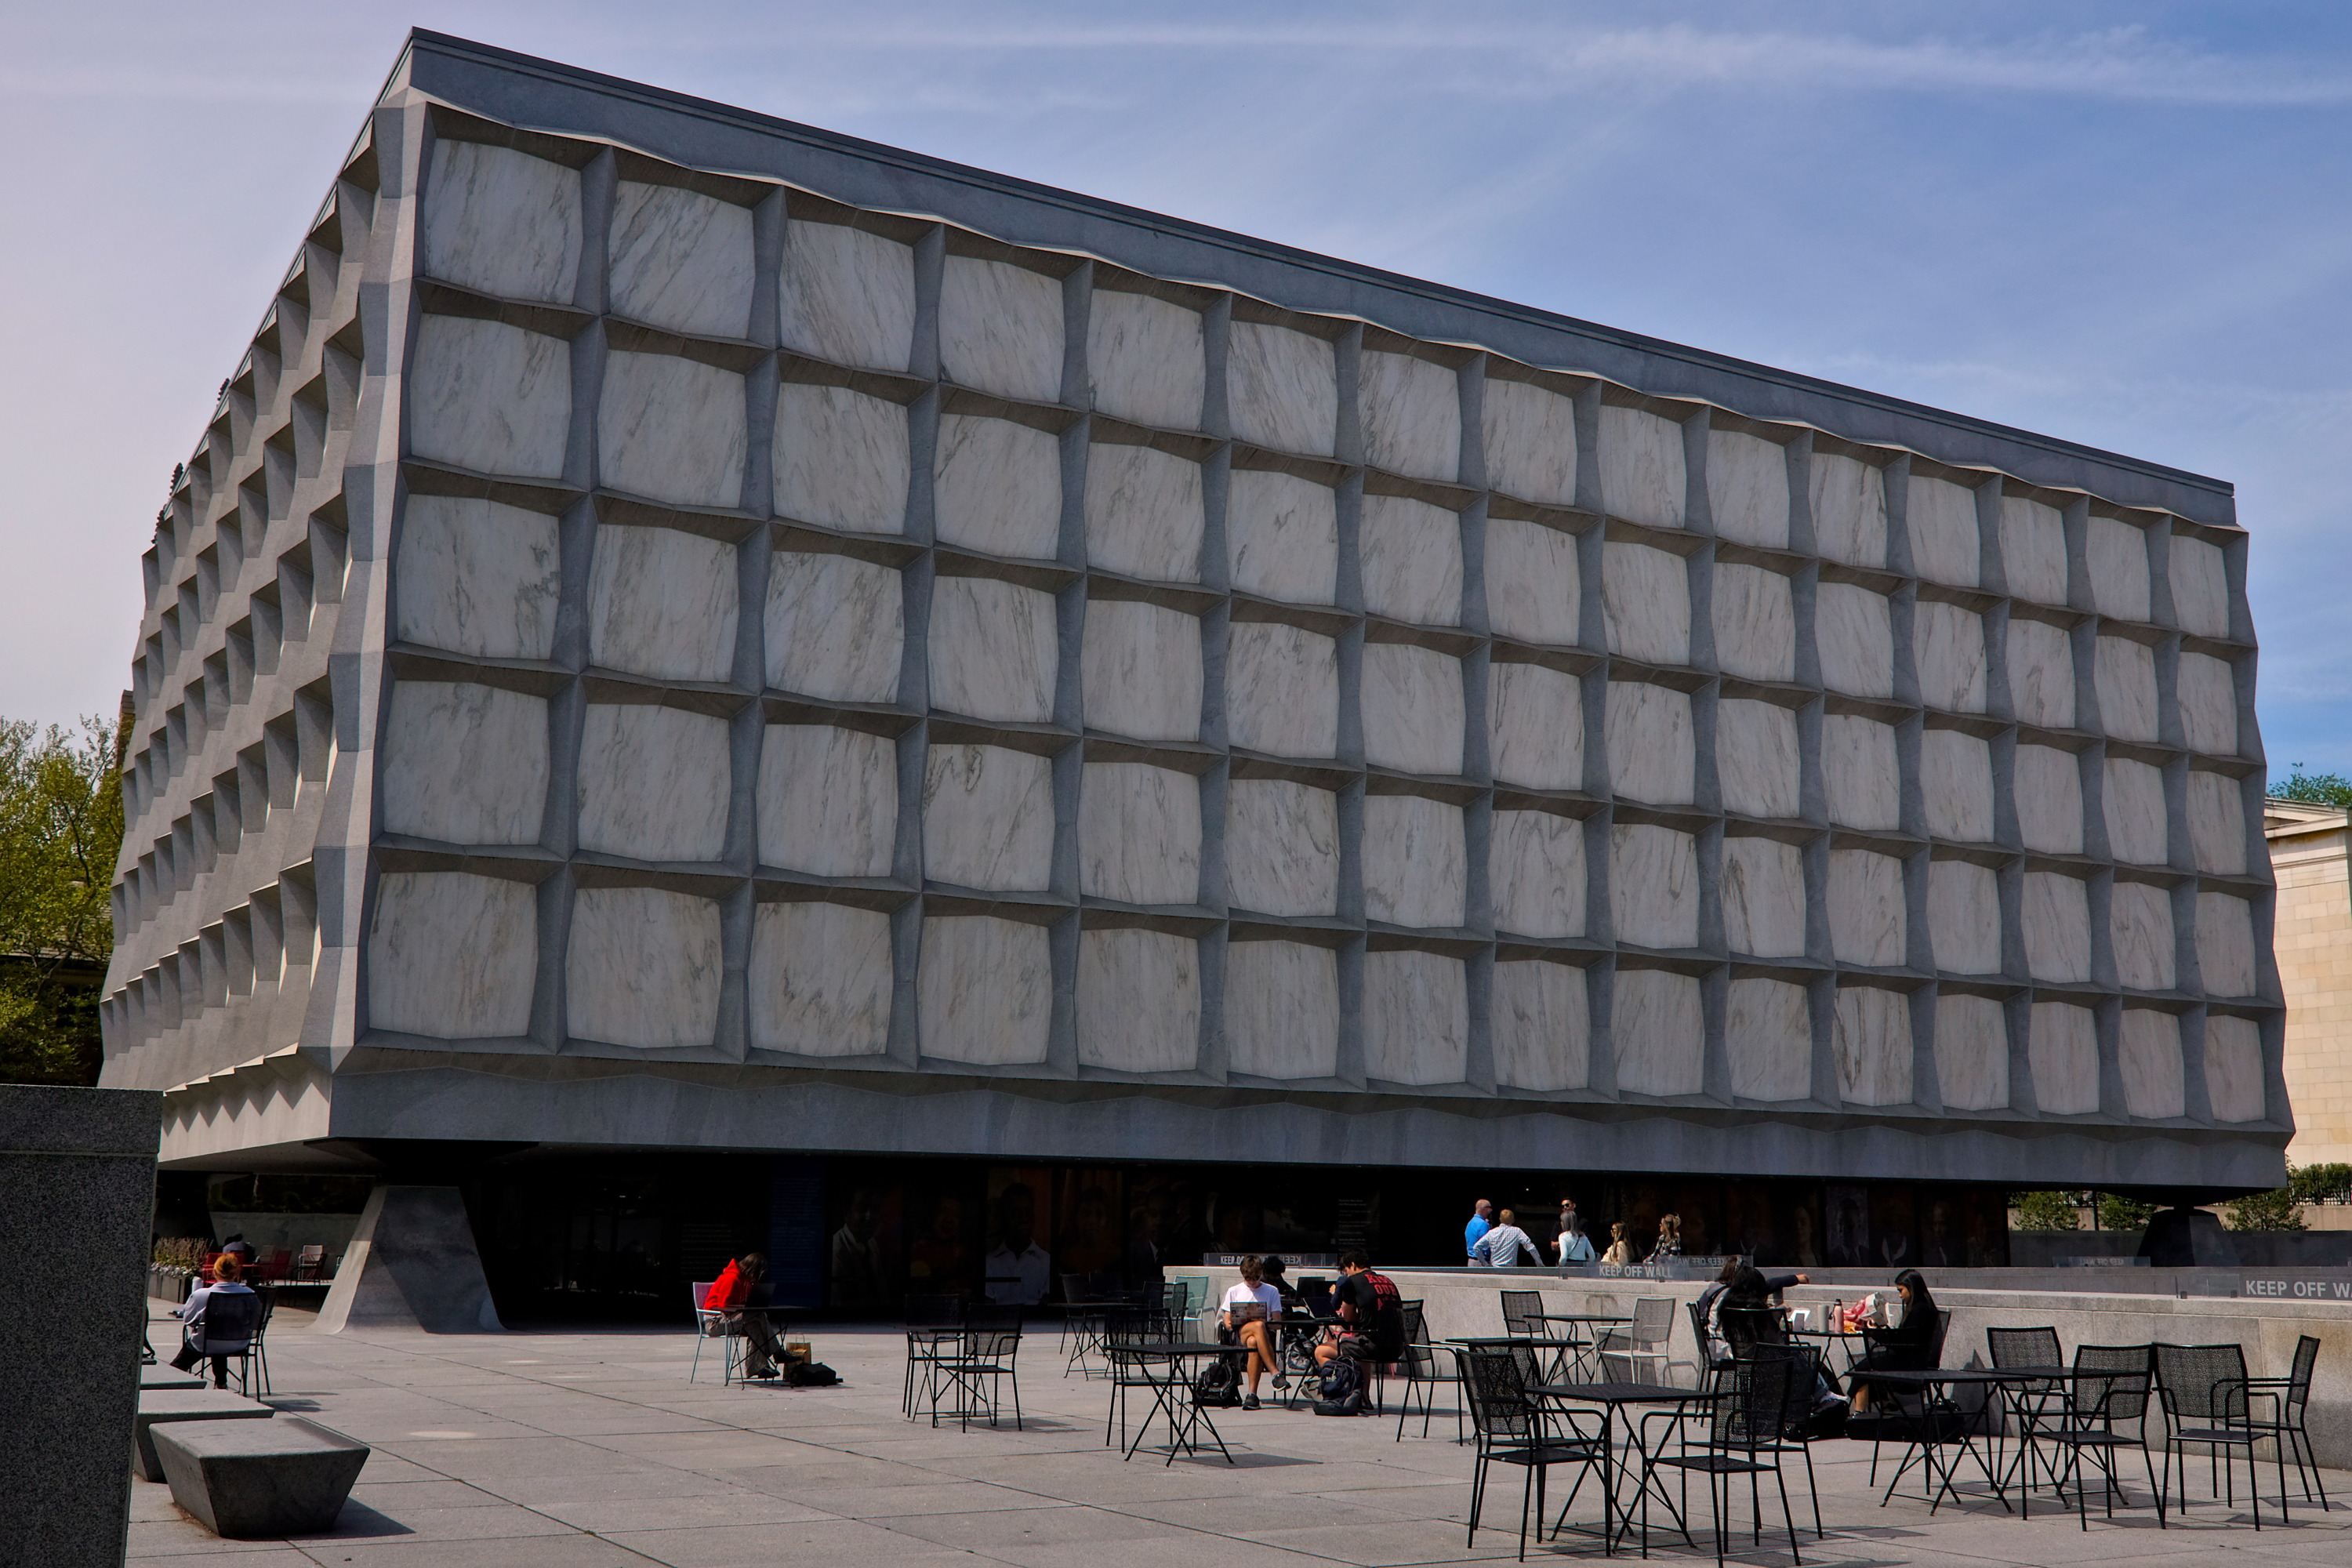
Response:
315,1185,504,1333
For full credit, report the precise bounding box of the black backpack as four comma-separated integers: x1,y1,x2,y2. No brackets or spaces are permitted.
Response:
1312,1357,1365,1416
786,1360,840,1387
1192,1358,1242,1407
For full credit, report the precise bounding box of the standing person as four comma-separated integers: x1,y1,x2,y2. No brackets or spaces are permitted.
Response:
708,1253,787,1381
1557,1210,1595,1265
1219,1255,1285,1409
1646,1214,1682,1263
1601,1222,1633,1265
1464,1199,1494,1265
1475,1208,1540,1267
171,1254,259,1388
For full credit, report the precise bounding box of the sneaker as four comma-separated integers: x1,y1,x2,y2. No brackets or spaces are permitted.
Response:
1272,1374,1290,1391
1242,1394,1261,1410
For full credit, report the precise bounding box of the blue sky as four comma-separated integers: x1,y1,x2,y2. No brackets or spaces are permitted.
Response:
5,2,2348,772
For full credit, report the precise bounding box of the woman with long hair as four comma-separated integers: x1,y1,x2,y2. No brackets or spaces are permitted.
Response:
1847,1269,1940,1414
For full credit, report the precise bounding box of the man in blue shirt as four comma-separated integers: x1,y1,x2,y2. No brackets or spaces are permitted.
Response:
1465,1199,1494,1264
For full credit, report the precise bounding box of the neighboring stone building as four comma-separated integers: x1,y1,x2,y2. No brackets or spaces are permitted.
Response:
96,32,2286,1303
2267,799,2352,1169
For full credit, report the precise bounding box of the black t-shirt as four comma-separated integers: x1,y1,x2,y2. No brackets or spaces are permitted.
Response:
1332,1271,1405,1359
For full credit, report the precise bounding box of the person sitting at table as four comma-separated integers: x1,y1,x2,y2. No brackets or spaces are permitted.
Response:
1219,1254,1285,1409
1600,1222,1632,1265
707,1252,786,1381
1313,1250,1404,1381
1473,1208,1541,1267
172,1253,260,1388
1712,1262,1809,1354
1259,1253,1294,1304
1846,1269,1940,1414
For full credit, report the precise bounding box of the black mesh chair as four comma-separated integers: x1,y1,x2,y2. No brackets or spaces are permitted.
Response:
1689,1301,1733,1388
187,1288,263,1393
1987,1326,2065,1493
932,1310,1024,1432
1457,1345,1610,1562
2152,1341,2284,1528
1499,1289,1544,1338
1644,1349,1809,1566
902,1294,964,1417
1394,1301,1465,1443
2035,1343,2158,1530
1717,1306,1784,1361
1102,1308,1162,1449
2241,1334,2328,1510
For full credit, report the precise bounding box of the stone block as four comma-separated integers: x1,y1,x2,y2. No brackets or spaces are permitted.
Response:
133,1389,274,1483
1728,976,1810,1102
1226,470,1337,603
143,1371,205,1391
408,315,570,480
1712,563,1795,681
1489,809,1586,938
2000,496,2069,606
1610,824,1697,948
2187,769,2248,874
1492,960,1589,1091
923,744,1054,891
2023,873,2092,983
367,872,536,1039
1481,378,1578,505
1809,452,1886,568
1360,493,1461,624
1920,729,1994,842
1088,289,1203,430
1913,600,1986,712
1484,517,1581,645
1080,762,1200,906
1599,405,1685,528
598,350,745,508
1815,582,1893,697
2197,891,2258,996
1224,940,1338,1080
1227,321,1335,456
1082,598,1200,741
941,256,1063,403
774,382,909,534
382,681,547,844
1360,351,1460,481
2205,1014,2267,1122
1833,985,1911,1106
1077,929,1199,1072
757,724,896,876
1227,621,1338,757
154,1415,368,1540
420,140,580,303
2178,652,2239,755
1488,662,1584,791
1936,994,2008,1109
1907,474,1980,587
2103,757,2168,865
1828,849,1905,966
749,901,891,1056
2111,881,2176,991
1604,681,1693,804
1600,540,1689,664
2030,1002,2100,1114
1926,860,2001,975
1822,713,1899,829
919,916,1051,1065
577,703,731,862
568,887,722,1048
2086,514,2151,620
1613,969,1702,1095
611,181,754,339
1707,428,1790,549
1225,779,1338,916
2094,636,2160,742
1722,836,1805,956
780,220,915,372
394,495,561,659
1363,644,1464,775
1362,794,1467,928
1363,949,1468,1085
1084,442,1203,582
2013,744,2084,855
930,575,1057,723
764,549,902,701
2120,1008,2185,1119
1717,700,1799,818
2170,533,2231,637
2006,618,2076,729
589,524,738,681
935,414,1059,558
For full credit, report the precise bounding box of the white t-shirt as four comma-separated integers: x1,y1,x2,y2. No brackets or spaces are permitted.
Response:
1222,1281,1282,1320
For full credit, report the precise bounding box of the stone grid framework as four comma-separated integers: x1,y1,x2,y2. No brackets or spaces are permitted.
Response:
98,32,2288,1186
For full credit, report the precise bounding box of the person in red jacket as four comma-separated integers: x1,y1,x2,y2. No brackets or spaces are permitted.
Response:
706,1254,786,1380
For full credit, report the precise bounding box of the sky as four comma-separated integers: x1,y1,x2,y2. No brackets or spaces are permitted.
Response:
4,2,2349,771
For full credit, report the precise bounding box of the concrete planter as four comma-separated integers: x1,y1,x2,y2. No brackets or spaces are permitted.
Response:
153,1417,368,1539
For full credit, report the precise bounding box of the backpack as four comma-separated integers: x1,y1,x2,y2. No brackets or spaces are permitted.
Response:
1192,1358,1242,1407
1312,1357,1365,1416
786,1360,840,1387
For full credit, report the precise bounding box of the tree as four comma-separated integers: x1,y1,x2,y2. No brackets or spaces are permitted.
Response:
0,714,124,1085
2225,1181,2306,1232
2012,1191,2084,1231
2094,1192,2158,1231
2271,769,2352,807
2291,1163,2352,1205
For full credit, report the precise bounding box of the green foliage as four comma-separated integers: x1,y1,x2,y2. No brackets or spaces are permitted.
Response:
0,714,124,1086
2272,769,2352,807
2292,1163,2352,1205
2226,1184,2306,1232
2095,1192,2158,1231
2012,1190,2085,1231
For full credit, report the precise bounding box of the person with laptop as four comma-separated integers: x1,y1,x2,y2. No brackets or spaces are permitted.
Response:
1219,1254,1284,1409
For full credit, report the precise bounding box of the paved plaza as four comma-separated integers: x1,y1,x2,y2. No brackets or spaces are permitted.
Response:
131,1303,2352,1567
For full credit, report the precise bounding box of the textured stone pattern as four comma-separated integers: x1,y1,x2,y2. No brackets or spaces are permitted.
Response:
98,93,2280,1148
2267,804,2352,1163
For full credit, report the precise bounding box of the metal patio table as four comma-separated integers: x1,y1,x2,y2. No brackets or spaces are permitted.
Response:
1107,1341,1239,1465
1532,1379,1727,1552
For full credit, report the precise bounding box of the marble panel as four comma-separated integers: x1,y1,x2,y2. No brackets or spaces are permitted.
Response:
2187,771,2248,875
1482,378,1578,506
419,140,580,303
1823,714,1900,829
749,902,891,1057
1613,969,1704,1097
1728,977,1811,1102
1601,541,1690,664
941,255,1064,404
1360,351,1460,481
2205,1014,2267,1123
1926,860,2001,975
922,744,1054,891
1936,993,2009,1110
1914,601,1987,713
2006,619,2076,730
1708,429,1790,549
1088,290,1204,430
2170,534,2231,638
757,724,895,877
382,682,547,845
408,315,570,480
2023,873,2092,982
1815,583,1893,698
2029,1003,2100,1115
2104,758,2169,866
1713,563,1795,682
1227,321,1336,456
919,916,1051,1065
1828,849,1906,966
2178,652,2239,756
1833,985,1912,1107
1604,682,1693,805
1082,598,1201,741
1363,795,1467,928
1077,929,1200,1072
1907,475,1980,587
2112,882,2176,991
1363,644,1465,776
599,351,746,509
1610,824,1698,949
1717,700,1800,819
609,181,754,339
1490,809,1587,938
2093,637,2160,742
1360,494,1462,625
1226,470,1338,604
764,550,902,701
774,382,909,534
935,415,1060,559
588,524,738,681
1492,960,1590,1091
367,872,535,1039
2119,1009,2184,1119
1487,662,1584,791
2087,515,2151,622
1225,779,1338,916
780,220,915,372
2196,892,2258,996
1227,622,1338,758
577,704,731,862
394,496,561,660
2013,745,2085,855
1599,405,1686,528
1080,762,1201,906
1224,940,1340,1080
1722,837,1805,957
1485,517,1580,645
930,575,1056,723
1084,442,1203,582
568,887,722,1049
1363,949,1469,1086
2000,496,2069,607
1810,453,1887,569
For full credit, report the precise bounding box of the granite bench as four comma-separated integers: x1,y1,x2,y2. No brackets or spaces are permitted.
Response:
141,1367,206,1392
152,1417,370,1538
133,1388,274,1481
